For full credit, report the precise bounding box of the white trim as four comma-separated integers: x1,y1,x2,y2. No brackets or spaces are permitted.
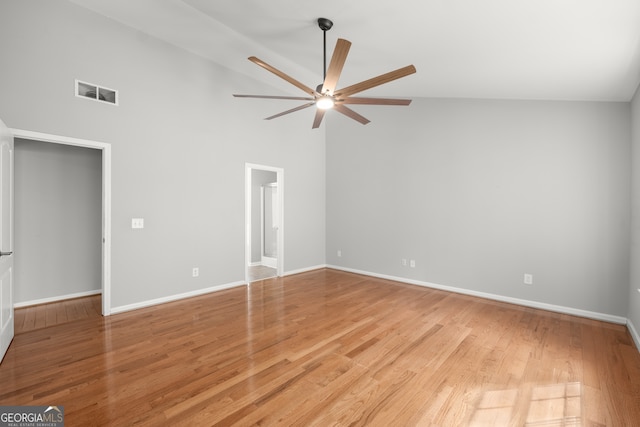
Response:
262,256,277,268
260,184,265,263
628,319,640,352
10,128,112,316
110,281,246,314
327,264,628,325
14,289,102,308
283,264,328,277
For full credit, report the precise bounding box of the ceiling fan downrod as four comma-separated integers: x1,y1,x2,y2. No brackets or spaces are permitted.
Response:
317,18,333,85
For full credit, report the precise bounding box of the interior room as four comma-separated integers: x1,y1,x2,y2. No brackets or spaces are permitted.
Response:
1,1,639,425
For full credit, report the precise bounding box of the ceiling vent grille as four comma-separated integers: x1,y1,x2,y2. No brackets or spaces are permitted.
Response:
75,80,118,105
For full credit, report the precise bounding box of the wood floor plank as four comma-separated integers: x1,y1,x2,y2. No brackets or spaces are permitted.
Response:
1,269,639,426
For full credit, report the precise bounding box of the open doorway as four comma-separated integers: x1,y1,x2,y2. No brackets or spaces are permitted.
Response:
10,129,111,315
245,164,283,283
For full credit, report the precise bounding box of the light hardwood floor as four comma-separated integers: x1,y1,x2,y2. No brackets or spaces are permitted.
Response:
1,268,639,426
248,265,277,282
14,294,102,333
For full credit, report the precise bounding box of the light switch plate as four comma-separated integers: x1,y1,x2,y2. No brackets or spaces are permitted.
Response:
132,218,144,229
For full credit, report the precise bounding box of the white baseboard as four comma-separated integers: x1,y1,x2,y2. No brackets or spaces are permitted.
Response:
249,262,278,268
108,266,328,316
327,265,628,325
110,281,246,315
262,256,277,269
283,264,328,277
628,319,640,352
14,289,102,308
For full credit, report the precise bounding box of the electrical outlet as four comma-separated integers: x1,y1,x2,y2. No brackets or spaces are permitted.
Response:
410,259,416,268
401,259,407,266
192,267,199,277
524,274,533,285
337,250,342,257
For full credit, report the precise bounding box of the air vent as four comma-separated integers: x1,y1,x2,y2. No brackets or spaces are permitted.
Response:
75,80,118,105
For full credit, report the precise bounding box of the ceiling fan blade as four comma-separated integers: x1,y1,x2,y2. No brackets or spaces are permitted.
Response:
321,38,351,95
233,94,314,101
264,102,315,121
334,104,370,125
339,97,412,105
248,56,318,97
334,65,417,98
312,109,326,129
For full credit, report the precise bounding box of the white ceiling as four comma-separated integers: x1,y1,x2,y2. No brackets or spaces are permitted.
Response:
69,0,640,101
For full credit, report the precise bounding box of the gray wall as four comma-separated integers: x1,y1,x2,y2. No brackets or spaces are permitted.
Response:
14,139,102,303
251,169,277,263
326,98,631,317
630,88,640,332
0,0,326,309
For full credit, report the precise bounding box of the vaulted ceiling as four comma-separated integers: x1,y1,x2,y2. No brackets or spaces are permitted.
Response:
69,0,640,102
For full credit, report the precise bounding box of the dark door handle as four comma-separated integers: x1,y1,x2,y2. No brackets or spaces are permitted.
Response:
0,251,13,257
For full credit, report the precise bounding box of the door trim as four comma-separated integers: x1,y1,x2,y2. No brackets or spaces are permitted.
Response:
10,128,112,315
245,163,283,282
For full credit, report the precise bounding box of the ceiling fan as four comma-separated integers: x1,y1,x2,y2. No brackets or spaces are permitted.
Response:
233,18,417,129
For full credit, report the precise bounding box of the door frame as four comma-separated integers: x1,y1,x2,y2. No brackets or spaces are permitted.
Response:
245,163,283,282
11,128,112,315
0,119,14,363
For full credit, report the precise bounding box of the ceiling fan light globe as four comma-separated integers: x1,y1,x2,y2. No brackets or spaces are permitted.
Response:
316,96,335,110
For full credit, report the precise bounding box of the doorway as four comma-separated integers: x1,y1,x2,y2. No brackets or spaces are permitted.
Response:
10,129,111,315
245,164,283,283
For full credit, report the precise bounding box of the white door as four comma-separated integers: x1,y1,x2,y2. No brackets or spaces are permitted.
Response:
0,119,14,363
